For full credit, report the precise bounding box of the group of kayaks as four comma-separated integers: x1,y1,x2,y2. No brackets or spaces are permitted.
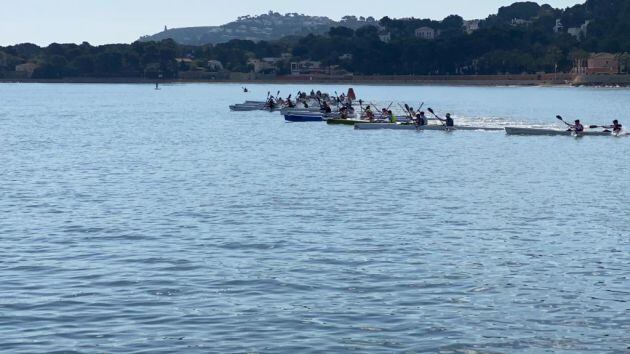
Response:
230,89,627,137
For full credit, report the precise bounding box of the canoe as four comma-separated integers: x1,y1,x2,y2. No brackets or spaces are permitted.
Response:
280,107,326,115
284,114,324,122
326,119,370,125
354,123,503,131
505,127,627,136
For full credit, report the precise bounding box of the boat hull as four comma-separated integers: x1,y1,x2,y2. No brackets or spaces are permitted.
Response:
326,119,369,125
505,127,626,136
284,114,324,122
354,123,502,131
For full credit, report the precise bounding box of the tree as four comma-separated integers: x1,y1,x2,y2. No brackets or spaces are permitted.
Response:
329,26,354,37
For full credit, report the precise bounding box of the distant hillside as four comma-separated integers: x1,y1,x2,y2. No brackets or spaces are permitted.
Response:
139,12,378,45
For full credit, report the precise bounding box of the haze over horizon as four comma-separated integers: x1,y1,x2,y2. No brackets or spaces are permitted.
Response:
1,0,583,46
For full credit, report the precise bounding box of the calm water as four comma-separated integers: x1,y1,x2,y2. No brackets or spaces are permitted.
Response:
1,83,629,353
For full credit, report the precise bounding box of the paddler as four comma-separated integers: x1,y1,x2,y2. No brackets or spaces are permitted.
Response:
445,113,454,127
364,105,375,121
388,110,397,123
266,96,276,110
572,119,584,133
321,101,332,114
340,106,351,119
415,111,428,126
381,108,389,121
609,120,623,134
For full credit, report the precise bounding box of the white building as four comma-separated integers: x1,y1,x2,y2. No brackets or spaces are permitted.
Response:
568,20,590,40
207,60,224,72
463,20,481,34
339,53,353,61
415,27,436,40
15,62,39,78
379,32,391,43
511,18,533,27
553,19,564,33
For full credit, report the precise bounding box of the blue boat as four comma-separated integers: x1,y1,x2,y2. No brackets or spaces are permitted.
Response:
284,113,324,122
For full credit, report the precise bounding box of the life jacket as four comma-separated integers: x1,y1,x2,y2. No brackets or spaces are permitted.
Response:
574,123,584,132
446,117,454,127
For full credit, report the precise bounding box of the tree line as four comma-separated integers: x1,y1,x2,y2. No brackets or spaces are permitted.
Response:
2,0,630,78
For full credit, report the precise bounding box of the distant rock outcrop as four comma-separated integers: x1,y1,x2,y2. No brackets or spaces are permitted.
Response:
138,12,378,45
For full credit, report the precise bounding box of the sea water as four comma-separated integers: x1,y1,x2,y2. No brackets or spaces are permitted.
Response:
0,83,628,353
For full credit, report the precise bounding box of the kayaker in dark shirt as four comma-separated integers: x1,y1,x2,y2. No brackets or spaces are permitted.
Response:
573,120,584,133
415,112,428,126
445,113,454,127
321,101,332,114
611,120,623,134
267,96,276,110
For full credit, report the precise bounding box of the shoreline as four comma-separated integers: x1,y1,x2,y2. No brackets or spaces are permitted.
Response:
1,74,629,87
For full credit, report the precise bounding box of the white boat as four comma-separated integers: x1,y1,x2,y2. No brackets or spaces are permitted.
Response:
505,127,627,136
354,123,503,131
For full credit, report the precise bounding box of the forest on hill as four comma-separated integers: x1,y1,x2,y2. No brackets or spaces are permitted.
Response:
2,0,630,79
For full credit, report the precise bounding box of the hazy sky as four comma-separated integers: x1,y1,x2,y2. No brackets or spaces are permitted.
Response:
0,0,584,46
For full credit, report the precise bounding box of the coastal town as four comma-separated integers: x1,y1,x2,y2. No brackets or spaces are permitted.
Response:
2,3,630,86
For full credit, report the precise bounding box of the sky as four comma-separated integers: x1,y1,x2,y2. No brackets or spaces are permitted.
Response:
0,0,584,46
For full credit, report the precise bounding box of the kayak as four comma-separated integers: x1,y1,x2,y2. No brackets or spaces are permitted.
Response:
505,127,627,136
284,114,324,122
280,107,326,115
285,111,357,122
354,123,503,131
229,104,264,111
326,118,370,125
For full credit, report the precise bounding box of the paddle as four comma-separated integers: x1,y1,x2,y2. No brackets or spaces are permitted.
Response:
428,108,446,127
334,91,341,109
556,115,573,127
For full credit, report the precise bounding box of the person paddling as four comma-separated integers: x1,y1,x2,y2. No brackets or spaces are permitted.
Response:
321,101,332,114
415,111,428,126
445,113,454,127
609,120,623,134
572,119,584,133
364,105,375,121
388,110,397,123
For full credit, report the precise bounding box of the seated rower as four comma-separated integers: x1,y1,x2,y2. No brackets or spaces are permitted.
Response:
321,101,332,114
381,108,388,119
266,96,276,110
415,111,428,126
445,113,454,127
364,106,375,121
572,119,584,133
389,110,397,123
339,106,349,119
610,120,623,134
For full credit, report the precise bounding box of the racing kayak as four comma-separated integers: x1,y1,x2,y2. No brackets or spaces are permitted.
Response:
505,127,627,136
326,118,371,125
354,123,503,131
285,114,324,122
286,112,357,122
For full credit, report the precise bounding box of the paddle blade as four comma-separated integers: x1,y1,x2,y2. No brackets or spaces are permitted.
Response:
589,125,599,129
428,108,434,114
556,115,563,120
